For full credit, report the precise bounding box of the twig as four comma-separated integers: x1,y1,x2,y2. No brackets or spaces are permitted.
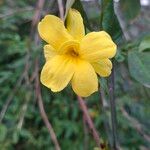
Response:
31,0,45,28
99,88,122,150
108,65,118,150
30,0,61,149
35,59,61,150
99,88,112,148
17,92,31,130
77,96,103,148
0,72,25,123
121,107,150,143
0,19,32,123
57,0,64,20
0,7,34,19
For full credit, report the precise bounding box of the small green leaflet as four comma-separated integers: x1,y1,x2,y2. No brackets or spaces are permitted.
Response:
128,51,150,88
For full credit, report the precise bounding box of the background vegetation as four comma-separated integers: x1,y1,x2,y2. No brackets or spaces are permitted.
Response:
0,0,150,149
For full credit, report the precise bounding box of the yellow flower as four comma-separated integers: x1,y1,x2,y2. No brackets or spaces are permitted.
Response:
38,9,117,97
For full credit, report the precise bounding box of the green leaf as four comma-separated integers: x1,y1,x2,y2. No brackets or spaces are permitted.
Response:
94,148,101,150
139,35,150,52
12,131,19,144
64,0,76,19
0,71,13,84
120,0,141,21
128,51,150,88
101,0,123,43
72,0,92,31
0,124,7,142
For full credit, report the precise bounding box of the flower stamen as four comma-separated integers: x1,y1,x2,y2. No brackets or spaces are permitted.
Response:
69,49,79,57
66,47,79,58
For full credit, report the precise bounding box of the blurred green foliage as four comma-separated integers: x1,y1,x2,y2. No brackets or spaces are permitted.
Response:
0,0,150,150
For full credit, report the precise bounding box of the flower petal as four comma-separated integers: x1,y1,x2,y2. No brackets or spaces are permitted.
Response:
40,55,75,92
44,44,57,61
71,60,98,97
66,9,85,40
80,31,117,62
92,59,112,77
38,15,72,49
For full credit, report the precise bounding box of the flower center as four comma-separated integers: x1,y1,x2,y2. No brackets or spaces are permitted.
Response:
69,49,79,57
65,46,79,58
59,40,80,58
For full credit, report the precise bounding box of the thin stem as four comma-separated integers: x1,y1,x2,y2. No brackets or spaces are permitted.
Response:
17,93,31,130
100,0,104,30
35,59,61,150
31,1,61,149
108,64,118,150
31,0,45,27
121,107,150,143
0,73,24,123
38,94,61,150
57,0,64,20
99,88,111,148
77,96,103,148
0,7,34,19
